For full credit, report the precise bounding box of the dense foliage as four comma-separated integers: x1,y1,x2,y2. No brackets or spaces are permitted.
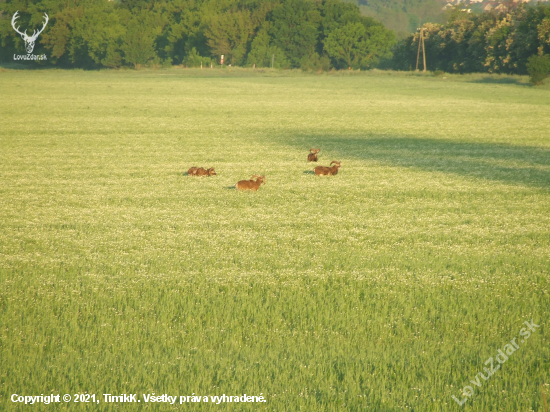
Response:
527,53,550,83
351,0,446,35
0,0,395,70
391,4,550,75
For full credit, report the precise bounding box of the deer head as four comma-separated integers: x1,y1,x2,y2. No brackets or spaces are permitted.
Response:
12,11,49,54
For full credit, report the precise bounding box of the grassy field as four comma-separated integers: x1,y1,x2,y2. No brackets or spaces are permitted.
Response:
0,68,549,411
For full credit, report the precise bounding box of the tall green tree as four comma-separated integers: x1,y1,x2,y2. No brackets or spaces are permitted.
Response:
123,18,157,68
324,20,394,69
324,22,368,68
268,0,321,68
205,10,255,65
160,0,209,65
40,6,86,66
247,22,289,67
40,2,126,68
320,0,363,36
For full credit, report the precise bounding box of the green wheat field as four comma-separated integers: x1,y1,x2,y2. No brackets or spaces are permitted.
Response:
1,68,549,411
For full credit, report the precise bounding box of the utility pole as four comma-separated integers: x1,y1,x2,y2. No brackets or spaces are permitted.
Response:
422,29,427,72
271,54,275,69
415,28,427,72
416,28,422,71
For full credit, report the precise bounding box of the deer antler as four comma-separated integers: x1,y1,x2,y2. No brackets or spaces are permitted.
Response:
28,13,49,41
11,11,48,41
11,11,26,37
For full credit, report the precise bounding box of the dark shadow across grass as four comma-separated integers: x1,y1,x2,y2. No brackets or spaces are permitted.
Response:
468,76,530,87
283,135,550,188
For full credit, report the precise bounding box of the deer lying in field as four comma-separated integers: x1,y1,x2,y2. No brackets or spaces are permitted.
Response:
308,148,320,162
195,167,217,176
188,167,216,176
314,161,341,176
236,175,265,191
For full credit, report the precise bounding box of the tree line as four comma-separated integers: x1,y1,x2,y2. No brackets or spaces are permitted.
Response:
390,4,550,77
0,0,396,70
1,0,549,80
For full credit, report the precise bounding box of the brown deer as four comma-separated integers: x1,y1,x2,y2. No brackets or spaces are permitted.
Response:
314,161,341,176
308,148,320,162
236,175,265,191
195,167,217,176
187,167,199,176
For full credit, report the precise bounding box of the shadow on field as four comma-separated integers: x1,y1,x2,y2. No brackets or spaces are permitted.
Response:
303,170,316,175
469,77,530,87
223,186,236,190
286,135,550,188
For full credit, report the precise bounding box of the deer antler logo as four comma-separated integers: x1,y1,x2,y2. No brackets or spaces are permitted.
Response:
11,11,49,54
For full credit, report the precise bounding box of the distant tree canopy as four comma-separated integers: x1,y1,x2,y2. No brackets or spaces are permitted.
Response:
0,0,395,70
350,0,447,36
390,3,550,75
